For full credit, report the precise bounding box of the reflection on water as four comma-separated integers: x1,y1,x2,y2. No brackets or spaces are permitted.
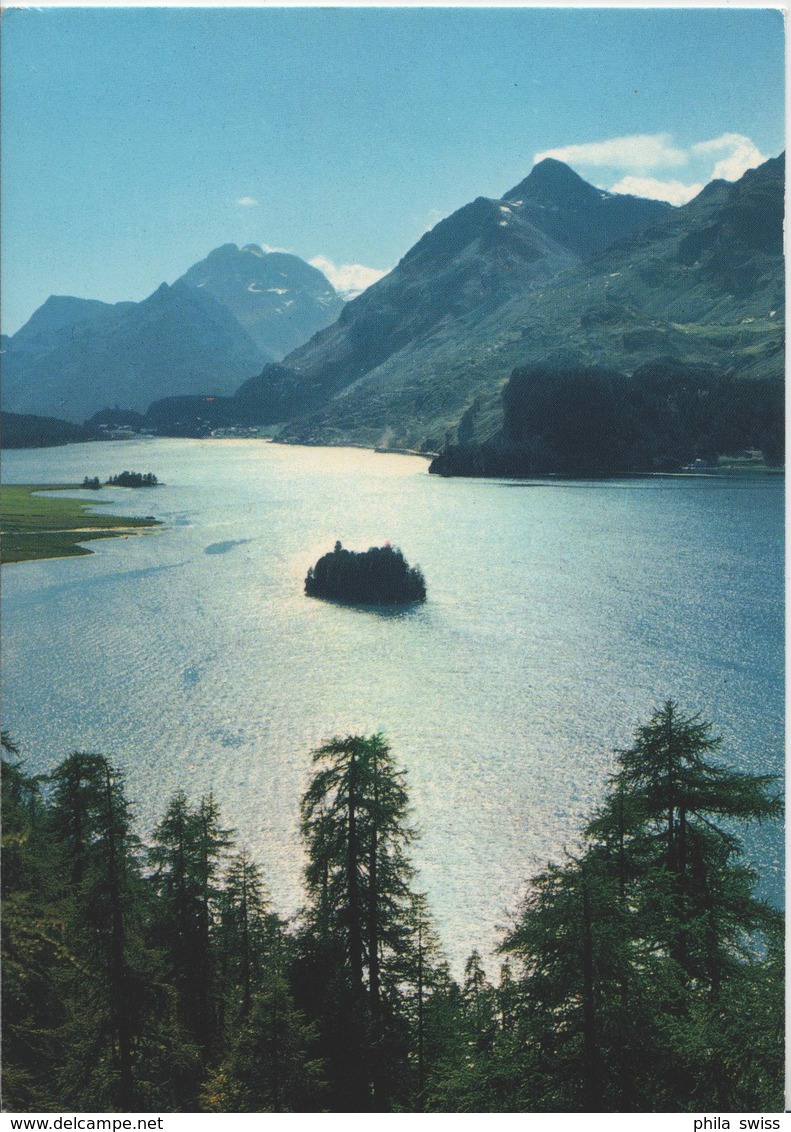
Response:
305,595,427,620
1,439,784,968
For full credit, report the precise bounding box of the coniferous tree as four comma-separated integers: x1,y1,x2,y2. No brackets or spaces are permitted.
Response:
204,858,325,1113
1,739,67,1110
296,734,419,1110
584,700,783,1108
461,951,497,1053
500,702,783,1113
417,964,468,1111
202,954,324,1112
148,792,232,1068
45,754,138,1108
588,701,780,988
499,854,638,1111
438,951,500,1110
396,892,453,1109
214,850,284,1034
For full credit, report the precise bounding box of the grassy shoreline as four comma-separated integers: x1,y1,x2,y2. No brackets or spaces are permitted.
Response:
1,483,160,565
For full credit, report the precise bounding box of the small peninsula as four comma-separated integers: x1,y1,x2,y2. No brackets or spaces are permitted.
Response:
1,484,160,565
305,541,427,605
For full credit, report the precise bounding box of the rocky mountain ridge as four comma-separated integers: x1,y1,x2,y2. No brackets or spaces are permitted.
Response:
274,155,783,451
267,161,672,437
1,281,267,422
1,247,343,422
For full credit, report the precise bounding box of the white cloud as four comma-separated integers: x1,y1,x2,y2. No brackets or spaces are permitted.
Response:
535,130,771,206
236,196,259,207
424,208,448,230
691,133,767,181
309,255,388,299
608,176,705,207
535,133,688,171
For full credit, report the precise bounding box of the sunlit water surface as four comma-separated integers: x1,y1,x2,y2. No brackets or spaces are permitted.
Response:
2,440,783,968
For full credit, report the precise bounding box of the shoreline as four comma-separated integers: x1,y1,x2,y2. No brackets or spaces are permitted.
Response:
2,435,782,477
234,436,784,474
0,483,161,565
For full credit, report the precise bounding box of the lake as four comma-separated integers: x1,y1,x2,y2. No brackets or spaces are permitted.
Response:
1,438,784,969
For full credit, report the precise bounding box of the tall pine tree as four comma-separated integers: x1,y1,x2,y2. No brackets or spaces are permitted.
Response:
296,734,419,1110
500,702,783,1112
147,791,232,1070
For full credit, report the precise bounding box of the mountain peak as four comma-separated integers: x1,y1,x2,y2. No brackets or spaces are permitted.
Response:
10,294,120,344
203,244,242,263
528,156,592,187
498,158,672,261
504,158,605,207
176,244,344,357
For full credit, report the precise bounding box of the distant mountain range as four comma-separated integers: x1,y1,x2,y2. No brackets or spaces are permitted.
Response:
1,245,343,422
1,156,784,469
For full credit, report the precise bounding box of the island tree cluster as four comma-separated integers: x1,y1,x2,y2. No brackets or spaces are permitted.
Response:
106,472,159,488
305,541,426,605
1,704,782,1113
82,472,159,490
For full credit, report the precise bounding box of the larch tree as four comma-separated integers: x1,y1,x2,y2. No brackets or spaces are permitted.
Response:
297,734,419,1110
147,791,232,1070
2,739,67,1110
501,702,783,1113
47,754,140,1110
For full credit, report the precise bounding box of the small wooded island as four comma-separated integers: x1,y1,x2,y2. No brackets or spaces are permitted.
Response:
83,472,160,489
305,541,427,605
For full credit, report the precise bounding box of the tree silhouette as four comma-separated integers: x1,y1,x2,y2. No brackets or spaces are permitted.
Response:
298,734,420,1109
305,543,426,605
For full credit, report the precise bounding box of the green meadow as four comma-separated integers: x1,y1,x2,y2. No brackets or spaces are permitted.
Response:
1,484,159,564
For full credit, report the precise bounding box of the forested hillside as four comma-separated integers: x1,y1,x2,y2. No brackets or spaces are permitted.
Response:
2,704,782,1113
429,360,783,477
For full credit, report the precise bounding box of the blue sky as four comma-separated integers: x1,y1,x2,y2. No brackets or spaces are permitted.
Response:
1,6,785,333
